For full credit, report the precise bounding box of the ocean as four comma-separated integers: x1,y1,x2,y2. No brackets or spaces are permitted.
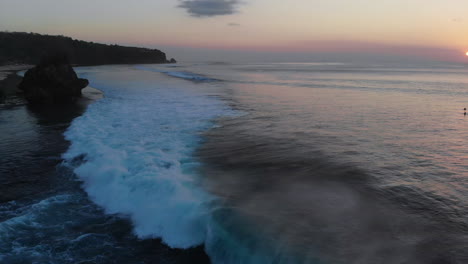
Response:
0,62,467,263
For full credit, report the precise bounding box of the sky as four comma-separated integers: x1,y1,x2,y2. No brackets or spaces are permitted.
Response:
1,0,468,63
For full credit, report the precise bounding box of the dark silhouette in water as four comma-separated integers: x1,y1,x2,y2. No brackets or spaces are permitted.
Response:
0,72,23,103
18,54,89,104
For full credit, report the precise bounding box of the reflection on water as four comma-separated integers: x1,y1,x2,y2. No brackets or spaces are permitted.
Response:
0,84,104,201
2,62,467,263
0,99,89,202
192,62,468,263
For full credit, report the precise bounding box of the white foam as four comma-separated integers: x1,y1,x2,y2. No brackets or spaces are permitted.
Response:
63,67,232,248
165,71,217,81
0,195,72,243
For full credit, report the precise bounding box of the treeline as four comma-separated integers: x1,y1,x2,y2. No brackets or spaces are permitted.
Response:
0,32,175,66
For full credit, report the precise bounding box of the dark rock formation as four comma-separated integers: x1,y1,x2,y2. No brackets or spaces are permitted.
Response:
0,72,23,104
169,58,177,63
18,55,89,104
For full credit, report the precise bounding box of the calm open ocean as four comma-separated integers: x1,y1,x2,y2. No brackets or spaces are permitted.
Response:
0,62,467,263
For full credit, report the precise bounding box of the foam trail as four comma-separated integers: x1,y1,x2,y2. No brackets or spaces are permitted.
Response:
63,67,305,263
134,65,218,82
63,67,231,248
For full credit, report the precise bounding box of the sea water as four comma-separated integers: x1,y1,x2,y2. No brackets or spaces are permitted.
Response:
0,62,467,263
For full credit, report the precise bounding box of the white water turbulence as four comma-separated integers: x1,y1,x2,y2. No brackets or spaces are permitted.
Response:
62,66,234,249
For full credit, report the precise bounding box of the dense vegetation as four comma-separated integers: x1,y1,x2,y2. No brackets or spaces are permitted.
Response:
0,32,174,66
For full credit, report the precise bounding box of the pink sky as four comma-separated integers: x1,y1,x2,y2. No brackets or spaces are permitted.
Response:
1,0,467,63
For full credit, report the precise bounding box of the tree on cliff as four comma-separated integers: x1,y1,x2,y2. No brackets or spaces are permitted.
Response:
0,32,174,66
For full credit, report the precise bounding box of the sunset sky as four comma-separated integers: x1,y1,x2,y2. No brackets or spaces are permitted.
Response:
1,0,468,63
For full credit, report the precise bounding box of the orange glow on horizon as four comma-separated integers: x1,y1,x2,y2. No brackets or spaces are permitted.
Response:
2,0,468,63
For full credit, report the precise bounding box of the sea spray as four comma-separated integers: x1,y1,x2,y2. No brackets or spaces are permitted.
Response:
4,62,466,263
63,66,312,263
63,67,232,248
204,208,312,264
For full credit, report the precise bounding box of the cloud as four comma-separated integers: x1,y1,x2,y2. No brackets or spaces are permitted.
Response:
227,22,240,26
178,0,241,17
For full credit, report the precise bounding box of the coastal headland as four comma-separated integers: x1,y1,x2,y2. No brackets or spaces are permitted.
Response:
0,32,176,66
0,31,175,103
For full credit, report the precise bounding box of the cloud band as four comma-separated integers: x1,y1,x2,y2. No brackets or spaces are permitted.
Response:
178,0,241,17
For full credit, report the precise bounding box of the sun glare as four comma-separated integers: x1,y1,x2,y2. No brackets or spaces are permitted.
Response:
466,51,468,56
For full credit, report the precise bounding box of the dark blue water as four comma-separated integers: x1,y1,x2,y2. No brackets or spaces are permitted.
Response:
1,63,467,263
0,80,210,263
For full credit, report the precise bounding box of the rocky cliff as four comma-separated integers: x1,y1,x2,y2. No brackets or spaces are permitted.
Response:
0,32,175,66
18,55,89,104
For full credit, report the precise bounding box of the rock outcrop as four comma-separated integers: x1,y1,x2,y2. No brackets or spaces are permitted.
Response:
18,55,89,104
169,58,177,63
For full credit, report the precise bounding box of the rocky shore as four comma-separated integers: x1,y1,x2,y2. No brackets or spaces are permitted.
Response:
0,64,103,106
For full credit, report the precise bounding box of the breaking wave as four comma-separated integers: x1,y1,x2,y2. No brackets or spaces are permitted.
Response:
63,67,230,249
